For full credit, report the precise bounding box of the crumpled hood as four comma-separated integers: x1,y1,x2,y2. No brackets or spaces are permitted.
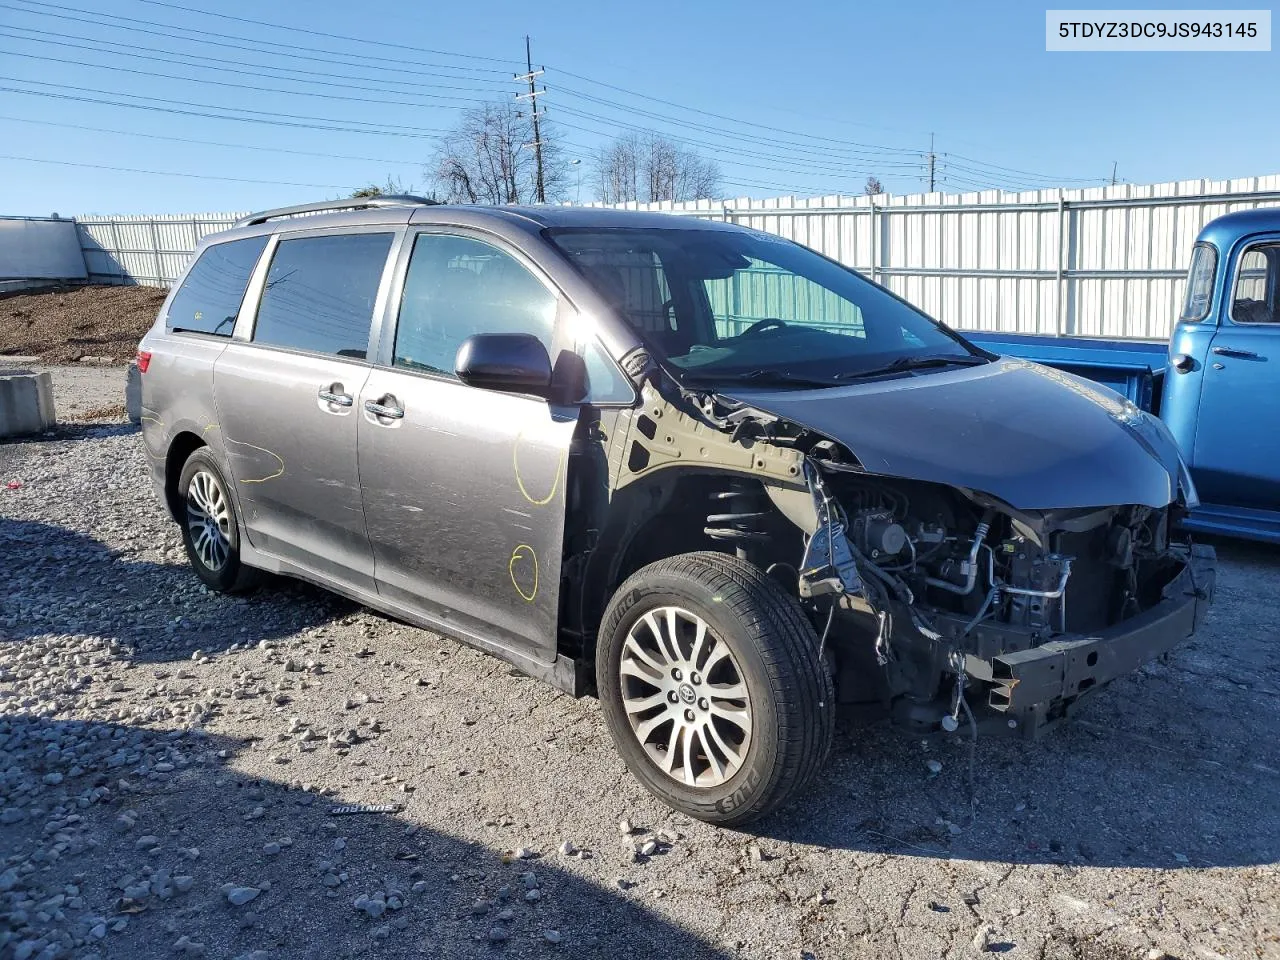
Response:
722,358,1184,511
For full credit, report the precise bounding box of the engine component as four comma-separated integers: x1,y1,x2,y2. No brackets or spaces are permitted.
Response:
850,510,907,559
1000,539,1073,631
926,512,993,596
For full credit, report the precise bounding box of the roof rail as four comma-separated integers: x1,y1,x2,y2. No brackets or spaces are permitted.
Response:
234,195,440,228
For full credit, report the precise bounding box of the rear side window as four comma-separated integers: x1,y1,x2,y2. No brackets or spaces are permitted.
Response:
166,236,268,336
253,232,394,360
1180,242,1217,322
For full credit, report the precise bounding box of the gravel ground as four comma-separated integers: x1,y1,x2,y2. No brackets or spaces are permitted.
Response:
1,367,1278,960
0,286,165,365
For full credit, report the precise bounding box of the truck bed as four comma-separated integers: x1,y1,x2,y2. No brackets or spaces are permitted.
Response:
964,332,1168,410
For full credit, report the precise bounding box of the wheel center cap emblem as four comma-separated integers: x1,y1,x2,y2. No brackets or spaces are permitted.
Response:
678,683,696,704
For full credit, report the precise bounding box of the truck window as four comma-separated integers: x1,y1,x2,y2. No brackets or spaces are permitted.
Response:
1231,245,1278,324
166,235,268,337
1180,243,1217,322
252,232,394,360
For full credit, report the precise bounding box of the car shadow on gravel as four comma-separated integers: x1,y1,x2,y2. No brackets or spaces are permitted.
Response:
0,518,348,659
1,713,731,959
9,514,1277,876
748,540,1280,872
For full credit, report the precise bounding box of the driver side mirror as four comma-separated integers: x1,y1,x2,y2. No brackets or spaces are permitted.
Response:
455,333,554,398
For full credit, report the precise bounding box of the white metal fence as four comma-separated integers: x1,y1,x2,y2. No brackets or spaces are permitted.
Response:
75,212,248,288
67,173,1280,340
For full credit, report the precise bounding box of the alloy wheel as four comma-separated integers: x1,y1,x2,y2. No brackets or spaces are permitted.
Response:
185,470,232,572
619,605,753,788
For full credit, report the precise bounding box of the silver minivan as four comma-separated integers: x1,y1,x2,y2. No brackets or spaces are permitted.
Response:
139,196,1214,825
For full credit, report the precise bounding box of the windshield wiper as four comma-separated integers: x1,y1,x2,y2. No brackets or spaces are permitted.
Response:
834,354,989,380
684,369,843,389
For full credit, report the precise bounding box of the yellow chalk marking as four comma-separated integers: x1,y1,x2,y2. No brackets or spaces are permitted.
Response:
512,432,566,506
224,436,284,484
508,544,538,603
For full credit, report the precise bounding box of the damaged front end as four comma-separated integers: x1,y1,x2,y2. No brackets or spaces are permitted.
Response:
792,445,1216,736
599,366,1217,738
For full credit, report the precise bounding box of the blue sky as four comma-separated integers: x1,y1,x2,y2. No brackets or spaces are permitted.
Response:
0,0,1275,215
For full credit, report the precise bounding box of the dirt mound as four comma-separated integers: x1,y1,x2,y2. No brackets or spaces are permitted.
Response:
0,284,167,364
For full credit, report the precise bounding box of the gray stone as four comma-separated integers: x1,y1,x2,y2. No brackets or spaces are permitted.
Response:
224,886,261,906
0,370,55,438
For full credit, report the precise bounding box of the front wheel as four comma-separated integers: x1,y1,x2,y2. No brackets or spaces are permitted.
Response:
596,552,833,827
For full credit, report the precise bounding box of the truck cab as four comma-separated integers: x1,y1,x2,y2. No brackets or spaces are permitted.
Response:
1163,209,1280,543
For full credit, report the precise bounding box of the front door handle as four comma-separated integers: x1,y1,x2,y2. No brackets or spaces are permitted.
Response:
364,396,405,420
1211,345,1260,360
318,384,354,406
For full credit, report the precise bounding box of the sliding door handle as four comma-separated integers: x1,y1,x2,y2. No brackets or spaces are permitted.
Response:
318,384,354,406
364,398,405,420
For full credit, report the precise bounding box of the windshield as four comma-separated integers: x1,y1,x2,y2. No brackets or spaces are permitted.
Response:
547,227,981,384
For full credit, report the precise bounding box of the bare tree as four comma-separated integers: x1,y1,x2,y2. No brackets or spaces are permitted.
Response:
595,133,720,204
863,175,885,196
350,175,417,199
431,102,566,205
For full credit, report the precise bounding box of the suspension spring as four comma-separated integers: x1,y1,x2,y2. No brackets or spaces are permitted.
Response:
704,480,771,560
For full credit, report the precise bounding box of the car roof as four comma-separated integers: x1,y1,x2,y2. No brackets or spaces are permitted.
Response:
206,202,747,247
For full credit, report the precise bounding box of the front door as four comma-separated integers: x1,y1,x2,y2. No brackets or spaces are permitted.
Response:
358,231,577,661
213,229,397,589
1193,240,1280,508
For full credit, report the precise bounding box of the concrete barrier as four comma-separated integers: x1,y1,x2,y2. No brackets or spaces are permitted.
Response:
125,361,141,424
0,369,56,437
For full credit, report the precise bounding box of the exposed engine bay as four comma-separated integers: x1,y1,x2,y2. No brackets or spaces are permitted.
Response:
585,365,1216,737
789,447,1197,730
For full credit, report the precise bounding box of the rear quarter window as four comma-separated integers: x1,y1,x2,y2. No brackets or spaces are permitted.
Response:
166,235,269,336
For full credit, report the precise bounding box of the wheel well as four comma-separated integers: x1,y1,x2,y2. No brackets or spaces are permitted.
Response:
571,472,802,664
164,431,206,522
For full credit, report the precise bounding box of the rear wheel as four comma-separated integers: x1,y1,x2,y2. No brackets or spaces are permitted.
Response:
596,551,833,826
177,447,259,593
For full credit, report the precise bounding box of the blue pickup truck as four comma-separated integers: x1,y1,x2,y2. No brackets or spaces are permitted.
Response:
968,208,1280,545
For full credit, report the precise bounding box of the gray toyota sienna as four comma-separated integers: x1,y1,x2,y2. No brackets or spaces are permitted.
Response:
138,196,1215,825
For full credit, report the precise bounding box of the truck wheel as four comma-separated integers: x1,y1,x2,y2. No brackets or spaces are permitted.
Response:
177,447,259,594
596,551,833,826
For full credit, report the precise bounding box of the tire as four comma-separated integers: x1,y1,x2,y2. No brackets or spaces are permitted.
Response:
596,551,834,827
177,447,260,593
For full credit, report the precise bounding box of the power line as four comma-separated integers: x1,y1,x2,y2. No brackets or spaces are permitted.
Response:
0,115,424,166
547,66,915,154
0,25,509,94
126,0,520,66
0,80,454,139
550,110,921,182
1,1,514,78
0,47,499,110
1,0,1105,199
551,83,919,160
943,152,1105,184
0,153,348,188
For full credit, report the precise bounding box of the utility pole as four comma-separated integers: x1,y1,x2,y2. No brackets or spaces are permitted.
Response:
515,36,546,203
1110,161,1118,186
926,133,936,192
